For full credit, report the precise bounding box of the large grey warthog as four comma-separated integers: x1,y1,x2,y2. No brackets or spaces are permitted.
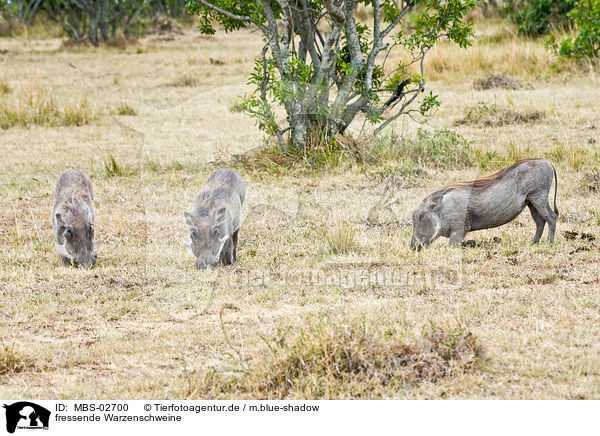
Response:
184,169,246,269
411,159,558,249
52,169,101,267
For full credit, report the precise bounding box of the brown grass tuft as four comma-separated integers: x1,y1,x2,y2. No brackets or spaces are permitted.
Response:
169,73,199,87
185,323,485,399
0,80,96,128
326,219,359,254
114,102,137,116
473,72,525,90
0,343,33,376
456,102,544,127
0,80,10,95
582,168,600,192
254,325,484,398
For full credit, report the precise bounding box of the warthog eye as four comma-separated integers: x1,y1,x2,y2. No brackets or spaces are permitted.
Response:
190,228,199,238
64,227,73,239
211,227,220,238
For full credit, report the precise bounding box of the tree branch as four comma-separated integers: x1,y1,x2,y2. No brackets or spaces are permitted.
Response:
196,0,252,21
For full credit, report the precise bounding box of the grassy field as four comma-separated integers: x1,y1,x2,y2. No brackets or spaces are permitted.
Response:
1,18,599,399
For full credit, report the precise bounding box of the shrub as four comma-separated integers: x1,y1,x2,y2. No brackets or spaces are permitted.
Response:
235,129,472,174
549,0,600,58
398,129,473,169
511,0,573,36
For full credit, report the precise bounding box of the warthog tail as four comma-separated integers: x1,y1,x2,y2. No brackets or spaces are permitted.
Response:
552,162,559,216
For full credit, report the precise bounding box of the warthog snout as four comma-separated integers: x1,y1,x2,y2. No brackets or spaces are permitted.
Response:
195,257,219,269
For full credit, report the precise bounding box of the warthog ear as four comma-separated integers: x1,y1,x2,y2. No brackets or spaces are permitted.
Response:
428,194,444,211
184,211,194,227
214,207,226,223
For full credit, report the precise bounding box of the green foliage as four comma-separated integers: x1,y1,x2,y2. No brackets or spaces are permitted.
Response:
548,0,600,58
186,0,476,151
1,1,190,43
398,128,473,169
511,0,573,36
103,155,137,177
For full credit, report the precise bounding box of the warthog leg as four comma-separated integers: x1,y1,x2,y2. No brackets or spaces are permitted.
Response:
220,237,234,265
527,203,546,244
448,229,465,246
232,229,239,262
528,196,557,243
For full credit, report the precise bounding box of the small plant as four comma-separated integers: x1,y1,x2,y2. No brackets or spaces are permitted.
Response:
114,102,137,116
170,74,199,87
61,98,94,126
0,343,31,376
582,168,600,191
400,129,473,169
252,323,483,398
326,219,359,254
103,154,135,178
0,81,10,95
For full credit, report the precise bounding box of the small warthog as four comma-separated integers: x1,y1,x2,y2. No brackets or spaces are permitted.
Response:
411,159,558,249
184,169,246,269
52,169,101,267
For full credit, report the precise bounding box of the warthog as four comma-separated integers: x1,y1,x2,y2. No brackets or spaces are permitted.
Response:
411,159,558,249
184,169,246,269
52,169,101,267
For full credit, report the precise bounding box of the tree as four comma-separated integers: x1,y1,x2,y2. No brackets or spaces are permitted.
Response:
43,0,148,45
0,0,44,27
186,0,475,151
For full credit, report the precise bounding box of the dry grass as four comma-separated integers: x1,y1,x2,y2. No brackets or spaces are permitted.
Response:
182,322,484,399
113,102,137,116
326,220,359,254
0,79,95,128
0,20,599,399
0,343,33,376
473,73,525,90
456,102,544,128
169,73,200,87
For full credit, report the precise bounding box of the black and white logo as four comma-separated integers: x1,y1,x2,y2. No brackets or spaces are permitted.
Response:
2,402,50,434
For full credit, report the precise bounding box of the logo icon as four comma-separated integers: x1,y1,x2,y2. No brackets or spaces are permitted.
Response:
2,402,50,434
